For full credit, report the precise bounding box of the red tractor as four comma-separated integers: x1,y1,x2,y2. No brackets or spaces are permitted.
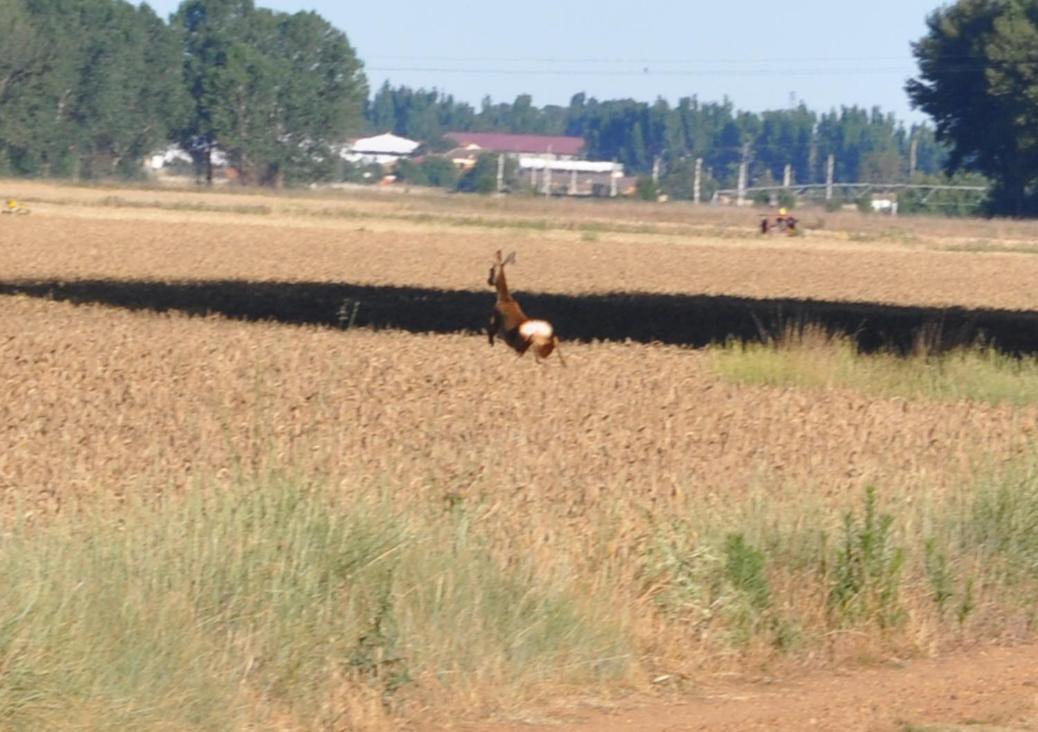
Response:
760,207,798,236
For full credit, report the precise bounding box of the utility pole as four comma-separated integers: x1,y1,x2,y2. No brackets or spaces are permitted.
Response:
736,144,749,206
496,154,504,193
692,157,703,205
569,169,577,196
652,156,661,185
783,163,792,189
909,135,918,179
543,154,551,197
825,154,835,202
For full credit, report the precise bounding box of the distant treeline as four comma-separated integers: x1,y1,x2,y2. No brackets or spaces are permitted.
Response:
368,84,953,190
1,0,959,196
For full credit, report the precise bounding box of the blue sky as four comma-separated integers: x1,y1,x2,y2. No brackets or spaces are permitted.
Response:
140,0,944,124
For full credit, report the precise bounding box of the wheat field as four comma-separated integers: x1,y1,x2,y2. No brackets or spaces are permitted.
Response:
2,180,1038,729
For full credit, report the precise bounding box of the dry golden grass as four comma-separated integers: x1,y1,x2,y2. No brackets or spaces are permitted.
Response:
3,180,1038,727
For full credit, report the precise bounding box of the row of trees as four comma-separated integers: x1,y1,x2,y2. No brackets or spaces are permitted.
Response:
368,84,950,190
0,0,366,184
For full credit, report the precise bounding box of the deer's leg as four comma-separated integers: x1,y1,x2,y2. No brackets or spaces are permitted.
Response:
488,310,502,346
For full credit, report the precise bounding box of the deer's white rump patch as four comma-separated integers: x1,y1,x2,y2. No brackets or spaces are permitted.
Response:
519,319,554,340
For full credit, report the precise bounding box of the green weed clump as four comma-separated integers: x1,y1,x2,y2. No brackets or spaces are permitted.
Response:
710,329,1038,406
0,478,625,730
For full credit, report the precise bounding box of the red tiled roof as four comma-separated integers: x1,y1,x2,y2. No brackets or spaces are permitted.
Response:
444,132,584,156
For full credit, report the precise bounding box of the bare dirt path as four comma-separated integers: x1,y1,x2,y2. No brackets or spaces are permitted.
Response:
475,643,1038,731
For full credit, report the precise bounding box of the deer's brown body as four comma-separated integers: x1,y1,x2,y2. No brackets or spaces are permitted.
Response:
486,250,564,365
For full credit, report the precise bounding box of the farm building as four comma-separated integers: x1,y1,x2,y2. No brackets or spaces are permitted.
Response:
518,158,629,197
443,131,631,196
341,133,420,166
443,132,584,160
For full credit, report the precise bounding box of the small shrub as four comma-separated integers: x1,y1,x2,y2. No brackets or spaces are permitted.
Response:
923,537,954,612
776,189,796,210
826,486,905,628
456,154,508,194
421,156,460,188
643,522,724,624
394,158,429,187
724,533,771,613
635,176,659,201
957,578,976,625
644,526,788,647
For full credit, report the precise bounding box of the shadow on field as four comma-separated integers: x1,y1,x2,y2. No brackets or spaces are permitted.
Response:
4,277,1038,355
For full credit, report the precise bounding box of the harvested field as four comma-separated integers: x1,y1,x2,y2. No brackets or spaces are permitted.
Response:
2,180,1038,730
5,294,1033,513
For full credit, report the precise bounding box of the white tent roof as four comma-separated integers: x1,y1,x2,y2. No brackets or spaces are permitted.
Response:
347,133,420,156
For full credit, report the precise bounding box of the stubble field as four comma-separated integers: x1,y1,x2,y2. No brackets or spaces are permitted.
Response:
2,180,1038,730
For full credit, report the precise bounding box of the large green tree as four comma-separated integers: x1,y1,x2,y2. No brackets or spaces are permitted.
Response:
0,0,47,114
907,0,1038,215
0,0,50,169
175,0,367,185
1,0,184,177
73,0,188,177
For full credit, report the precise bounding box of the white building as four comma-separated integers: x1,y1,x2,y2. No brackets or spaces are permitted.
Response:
517,157,626,197
870,197,899,214
341,133,420,166
147,144,228,172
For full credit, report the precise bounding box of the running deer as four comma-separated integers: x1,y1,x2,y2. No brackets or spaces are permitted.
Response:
486,250,565,366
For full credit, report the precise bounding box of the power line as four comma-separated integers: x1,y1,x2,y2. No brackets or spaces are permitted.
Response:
367,52,1038,65
368,66,916,78
366,54,920,64
366,53,1038,80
